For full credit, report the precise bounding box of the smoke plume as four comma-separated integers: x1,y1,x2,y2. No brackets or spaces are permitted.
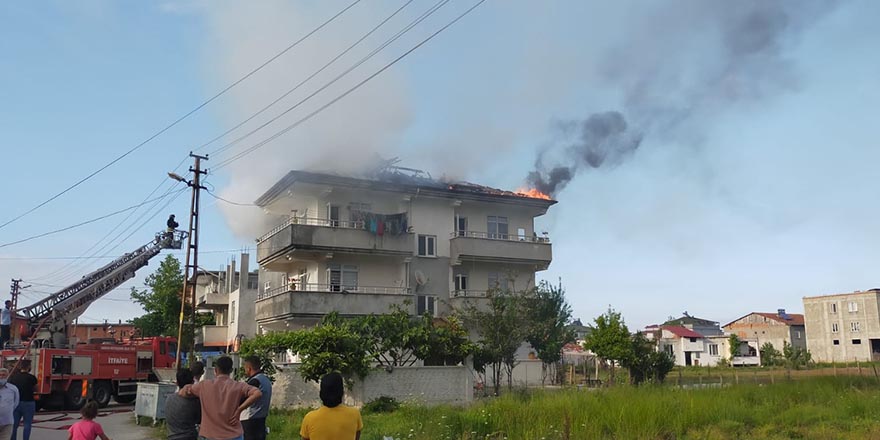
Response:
527,0,835,197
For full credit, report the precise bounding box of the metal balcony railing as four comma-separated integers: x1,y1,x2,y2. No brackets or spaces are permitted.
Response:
451,289,490,298
451,230,550,243
257,283,411,301
257,216,368,243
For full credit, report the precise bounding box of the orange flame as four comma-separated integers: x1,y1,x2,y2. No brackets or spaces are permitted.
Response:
516,188,552,200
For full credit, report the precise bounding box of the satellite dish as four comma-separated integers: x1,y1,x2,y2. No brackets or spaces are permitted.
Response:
414,270,427,286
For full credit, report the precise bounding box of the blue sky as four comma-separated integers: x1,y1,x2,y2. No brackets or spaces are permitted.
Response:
0,1,878,329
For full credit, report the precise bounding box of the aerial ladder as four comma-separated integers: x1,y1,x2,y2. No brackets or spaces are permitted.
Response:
19,231,187,348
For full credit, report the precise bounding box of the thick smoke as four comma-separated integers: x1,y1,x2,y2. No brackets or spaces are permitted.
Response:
528,1,835,197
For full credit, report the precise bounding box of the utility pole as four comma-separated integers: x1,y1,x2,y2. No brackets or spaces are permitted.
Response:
10,279,29,345
172,152,208,368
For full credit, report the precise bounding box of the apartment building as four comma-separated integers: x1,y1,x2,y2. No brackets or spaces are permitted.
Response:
803,289,880,362
723,309,806,351
252,167,555,331
193,253,259,352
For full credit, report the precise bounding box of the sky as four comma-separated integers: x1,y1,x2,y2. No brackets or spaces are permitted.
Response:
0,0,878,329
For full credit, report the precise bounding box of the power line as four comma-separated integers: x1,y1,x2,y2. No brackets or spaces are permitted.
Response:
4,248,249,262
210,0,452,164
0,189,185,249
214,0,486,171
0,0,363,232
206,190,257,207
203,0,416,156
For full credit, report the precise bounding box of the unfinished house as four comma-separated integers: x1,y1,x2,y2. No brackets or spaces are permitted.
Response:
193,253,259,353
723,309,806,352
252,166,555,331
803,288,880,362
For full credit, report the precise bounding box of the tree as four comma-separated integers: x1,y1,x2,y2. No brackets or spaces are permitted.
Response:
728,334,742,360
760,342,783,366
622,333,675,385
129,255,213,354
524,281,576,385
782,341,812,369
582,308,631,385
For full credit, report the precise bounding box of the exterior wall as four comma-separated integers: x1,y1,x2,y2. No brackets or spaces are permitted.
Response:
271,366,473,408
69,323,136,342
804,291,880,362
659,332,726,367
454,201,538,238
724,314,806,351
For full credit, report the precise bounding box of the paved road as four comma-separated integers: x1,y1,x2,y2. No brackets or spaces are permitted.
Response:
15,405,155,440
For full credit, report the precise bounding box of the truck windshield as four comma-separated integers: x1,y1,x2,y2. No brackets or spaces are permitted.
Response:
168,342,178,357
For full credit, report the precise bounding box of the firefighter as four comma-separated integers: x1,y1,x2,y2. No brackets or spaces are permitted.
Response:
167,214,180,231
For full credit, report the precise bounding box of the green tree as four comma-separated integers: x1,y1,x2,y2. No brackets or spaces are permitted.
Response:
582,308,631,385
622,333,675,385
728,334,742,359
782,341,812,369
129,255,213,353
524,281,576,385
760,342,783,366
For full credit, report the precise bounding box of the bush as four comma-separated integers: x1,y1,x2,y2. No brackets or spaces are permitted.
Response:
362,396,401,414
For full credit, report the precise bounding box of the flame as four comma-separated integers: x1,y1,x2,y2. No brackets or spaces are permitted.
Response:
516,188,552,200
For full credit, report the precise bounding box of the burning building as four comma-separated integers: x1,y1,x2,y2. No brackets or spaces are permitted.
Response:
250,164,556,330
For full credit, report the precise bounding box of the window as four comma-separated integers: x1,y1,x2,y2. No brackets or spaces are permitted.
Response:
831,303,837,314
327,204,340,227
849,302,859,313
851,321,861,332
487,216,509,239
327,264,358,292
709,344,719,356
454,274,468,292
230,301,236,324
853,339,862,345
664,345,674,356
264,281,272,292
832,323,839,333
417,235,436,257
833,339,840,345
417,296,436,316
689,338,698,343
488,272,509,291
456,216,468,236
247,274,259,290
795,331,802,339
517,228,526,241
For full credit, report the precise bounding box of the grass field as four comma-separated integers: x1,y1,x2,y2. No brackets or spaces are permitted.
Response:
266,376,880,440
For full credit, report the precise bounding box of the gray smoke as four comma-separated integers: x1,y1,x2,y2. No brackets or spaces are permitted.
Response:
527,0,835,197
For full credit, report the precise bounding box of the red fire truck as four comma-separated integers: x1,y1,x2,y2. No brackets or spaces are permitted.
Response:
1,231,186,410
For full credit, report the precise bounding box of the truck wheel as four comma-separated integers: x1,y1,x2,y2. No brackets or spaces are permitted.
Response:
65,381,87,411
93,381,112,408
114,394,136,404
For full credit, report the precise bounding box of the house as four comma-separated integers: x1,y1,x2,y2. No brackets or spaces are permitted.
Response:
69,320,136,343
654,325,727,367
251,166,555,330
567,319,591,342
803,288,880,362
663,313,723,336
723,309,806,352
193,253,259,352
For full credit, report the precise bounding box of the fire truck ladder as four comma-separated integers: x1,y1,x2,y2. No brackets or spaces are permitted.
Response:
19,231,186,346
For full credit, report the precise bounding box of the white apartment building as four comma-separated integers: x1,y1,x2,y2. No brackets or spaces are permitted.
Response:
803,288,880,362
251,168,555,330
193,253,259,352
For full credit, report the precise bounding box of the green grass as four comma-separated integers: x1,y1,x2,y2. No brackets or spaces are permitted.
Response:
267,376,880,440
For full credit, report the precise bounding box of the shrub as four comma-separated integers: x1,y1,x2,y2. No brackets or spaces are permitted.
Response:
362,396,400,414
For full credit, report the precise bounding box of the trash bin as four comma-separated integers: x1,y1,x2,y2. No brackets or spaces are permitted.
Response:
134,382,178,426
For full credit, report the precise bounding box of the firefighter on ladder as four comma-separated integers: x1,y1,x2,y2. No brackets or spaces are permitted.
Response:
165,214,179,244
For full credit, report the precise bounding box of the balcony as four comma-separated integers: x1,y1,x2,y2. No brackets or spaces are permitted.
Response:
195,325,229,347
256,217,413,267
450,231,552,269
197,291,228,309
255,283,413,323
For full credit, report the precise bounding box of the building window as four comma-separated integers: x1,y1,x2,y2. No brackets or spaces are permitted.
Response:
247,274,259,290
230,301,236,324
831,303,837,314
853,339,862,345
456,216,468,236
417,295,436,316
689,338,698,343
454,274,468,292
417,235,436,257
264,281,272,292
849,302,859,313
327,204,340,227
664,345,673,356
709,344,719,356
851,321,861,332
488,272,509,291
487,216,509,239
327,264,358,292
833,339,840,345
832,323,839,333
795,331,802,339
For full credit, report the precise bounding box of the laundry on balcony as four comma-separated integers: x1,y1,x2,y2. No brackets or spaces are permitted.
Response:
350,211,408,236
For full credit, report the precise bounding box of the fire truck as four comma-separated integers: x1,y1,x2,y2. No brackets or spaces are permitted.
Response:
2,231,186,410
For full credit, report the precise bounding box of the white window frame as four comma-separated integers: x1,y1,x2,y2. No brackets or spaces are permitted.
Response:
488,271,509,291
851,321,861,332
417,235,437,257
327,264,358,292
709,344,719,356
849,302,859,313
831,323,839,333
454,273,468,292
264,281,272,292
417,295,437,317
455,215,468,236
487,216,509,240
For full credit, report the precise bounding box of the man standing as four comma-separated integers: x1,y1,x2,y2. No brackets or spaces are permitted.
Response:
165,369,201,440
0,368,19,439
300,372,362,440
10,362,36,440
179,356,261,440
0,301,11,348
240,356,272,440
191,361,205,383
167,214,179,231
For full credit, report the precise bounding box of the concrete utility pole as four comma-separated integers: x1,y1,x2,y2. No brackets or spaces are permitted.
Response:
172,152,208,368
10,279,29,345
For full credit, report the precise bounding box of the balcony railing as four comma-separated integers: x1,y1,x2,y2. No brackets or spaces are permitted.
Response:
451,230,550,244
257,217,366,243
258,283,411,301
451,289,489,298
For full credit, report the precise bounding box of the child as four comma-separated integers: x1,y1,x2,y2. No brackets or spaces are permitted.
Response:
68,401,111,440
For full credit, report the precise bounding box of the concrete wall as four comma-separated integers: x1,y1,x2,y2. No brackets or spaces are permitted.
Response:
271,365,474,409
804,291,880,362
724,314,806,351
454,201,538,237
